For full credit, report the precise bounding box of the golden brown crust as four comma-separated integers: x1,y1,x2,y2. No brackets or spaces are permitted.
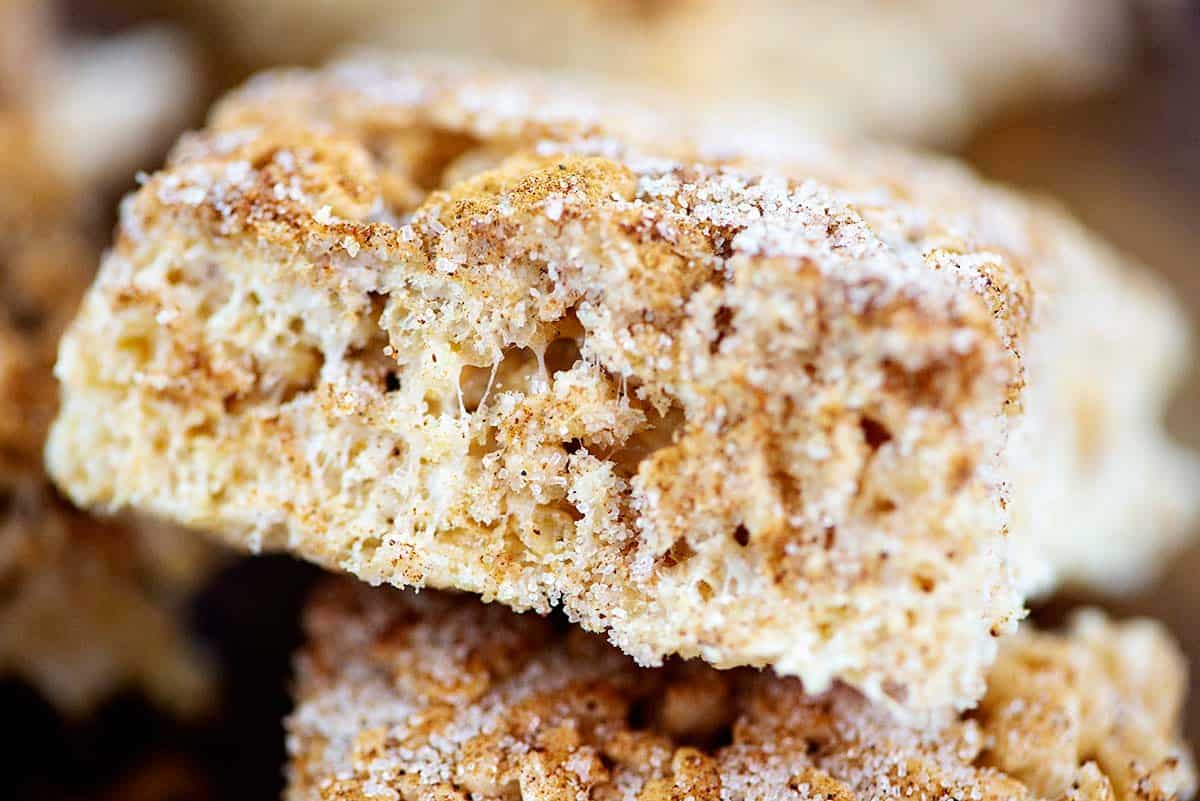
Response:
47,58,1196,718
286,581,1195,801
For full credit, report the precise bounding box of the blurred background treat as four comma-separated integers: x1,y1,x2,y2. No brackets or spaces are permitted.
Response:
0,44,218,715
105,0,1148,146
965,2,1200,773
2,1,1198,799
4,0,201,205
0,2,223,797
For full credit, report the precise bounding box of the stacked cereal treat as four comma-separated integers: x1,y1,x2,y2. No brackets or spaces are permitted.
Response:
287,581,1194,801
47,58,1198,718
184,0,1143,145
0,0,216,716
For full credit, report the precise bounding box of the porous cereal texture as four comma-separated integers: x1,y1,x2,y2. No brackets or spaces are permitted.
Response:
47,58,1197,717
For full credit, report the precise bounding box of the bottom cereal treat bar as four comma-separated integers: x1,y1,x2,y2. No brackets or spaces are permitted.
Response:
287,581,1195,801
0,118,217,716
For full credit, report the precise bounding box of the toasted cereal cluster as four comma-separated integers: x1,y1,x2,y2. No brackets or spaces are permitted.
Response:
286,581,1195,801
47,58,1196,717
0,92,216,715
192,0,1136,145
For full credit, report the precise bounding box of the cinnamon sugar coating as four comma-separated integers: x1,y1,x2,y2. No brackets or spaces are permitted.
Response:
46,58,1197,717
286,581,1195,801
